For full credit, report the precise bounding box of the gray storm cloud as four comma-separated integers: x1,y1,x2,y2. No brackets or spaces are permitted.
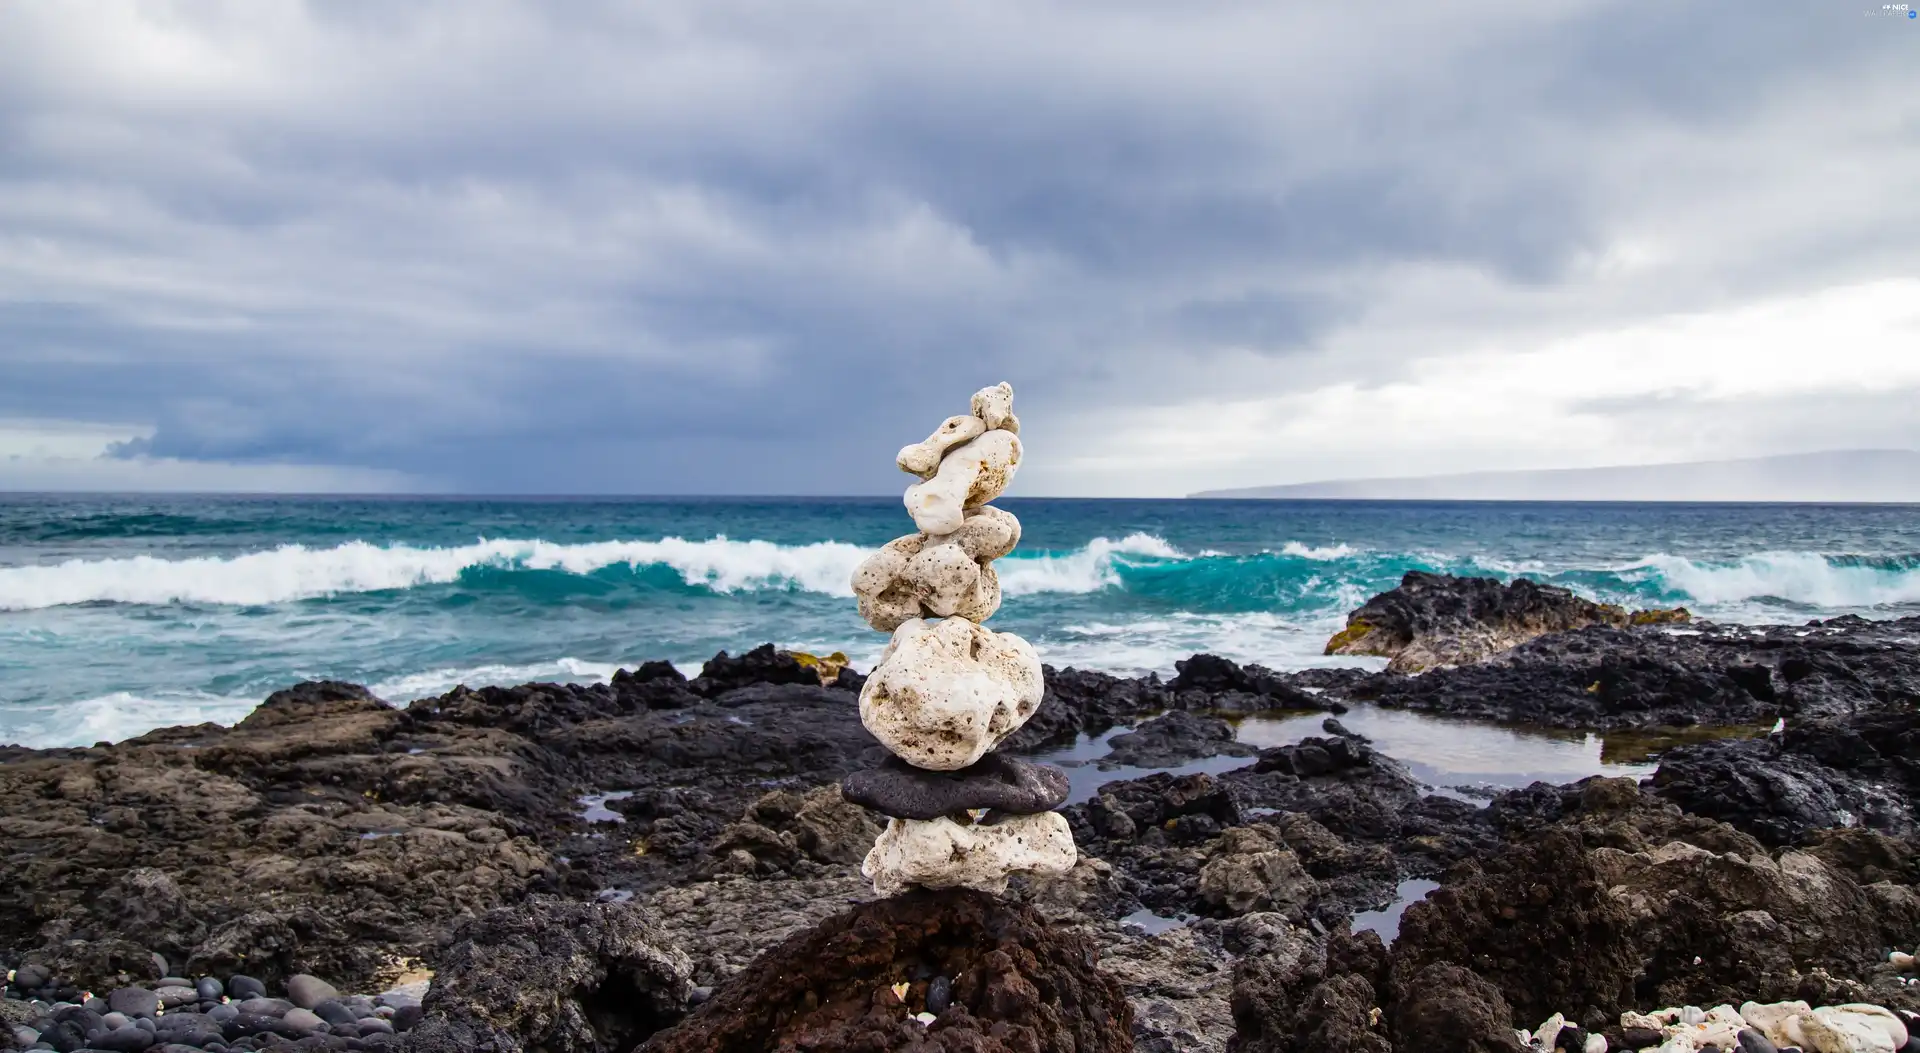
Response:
1,1,1916,494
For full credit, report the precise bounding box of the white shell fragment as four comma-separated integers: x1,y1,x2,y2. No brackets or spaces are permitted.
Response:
859,617,1044,770
897,415,987,480
970,382,1019,434
861,812,1076,896
850,506,1021,631
903,429,1021,537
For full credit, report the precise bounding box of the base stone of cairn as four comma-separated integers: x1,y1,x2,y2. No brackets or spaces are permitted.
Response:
636,889,1134,1053
843,381,1077,895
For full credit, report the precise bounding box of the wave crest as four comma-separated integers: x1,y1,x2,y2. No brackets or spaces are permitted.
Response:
1624,551,1920,608
0,532,1199,610
998,533,1186,595
0,536,874,610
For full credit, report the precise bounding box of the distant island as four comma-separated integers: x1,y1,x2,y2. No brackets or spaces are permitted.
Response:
1190,449,1920,502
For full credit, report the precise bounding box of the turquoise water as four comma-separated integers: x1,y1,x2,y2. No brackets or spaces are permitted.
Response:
2,495,1918,747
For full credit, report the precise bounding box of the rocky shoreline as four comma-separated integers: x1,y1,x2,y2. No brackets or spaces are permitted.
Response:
2,574,1918,1051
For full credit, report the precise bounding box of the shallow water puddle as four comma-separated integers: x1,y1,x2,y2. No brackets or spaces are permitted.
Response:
1033,704,1771,806
1351,878,1441,944
1121,908,1195,935
578,790,634,823
1033,727,1262,806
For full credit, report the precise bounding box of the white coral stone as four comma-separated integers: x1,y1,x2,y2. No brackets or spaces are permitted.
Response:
859,618,1044,770
897,415,987,479
861,812,1076,896
849,507,1020,632
903,430,1021,536
970,382,1018,433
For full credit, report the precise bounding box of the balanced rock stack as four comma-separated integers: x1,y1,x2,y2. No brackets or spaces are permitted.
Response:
841,382,1078,896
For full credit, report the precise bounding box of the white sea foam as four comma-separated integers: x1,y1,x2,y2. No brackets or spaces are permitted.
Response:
3,690,262,750
1278,541,1361,560
1626,551,1920,608
368,656,631,702
0,532,1215,610
1039,610,1385,678
997,533,1186,595
0,536,874,609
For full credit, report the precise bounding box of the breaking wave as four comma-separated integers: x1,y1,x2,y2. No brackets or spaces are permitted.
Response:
1613,551,1920,609
4,532,1916,617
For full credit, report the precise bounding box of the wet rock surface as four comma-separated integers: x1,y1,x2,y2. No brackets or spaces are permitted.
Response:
1333,613,1920,730
1325,569,1667,673
4,589,1920,1052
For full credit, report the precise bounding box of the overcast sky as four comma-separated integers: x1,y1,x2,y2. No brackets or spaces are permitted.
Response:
2,1,1917,496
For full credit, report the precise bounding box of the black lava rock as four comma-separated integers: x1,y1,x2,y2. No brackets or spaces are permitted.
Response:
92,1025,155,1052
926,975,953,1015
1099,710,1256,769
107,988,160,1019
841,753,1069,820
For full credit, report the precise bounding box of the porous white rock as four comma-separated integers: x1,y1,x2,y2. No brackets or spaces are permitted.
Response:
1800,1007,1898,1053
1584,1035,1607,1053
851,507,1021,631
970,382,1019,434
1532,1013,1567,1051
897,415,988,479
859,617,1044,770
1741,1001,1812,1048
903,429,1021,536
1889,951,1917,972
1650,1033,1695,1053
1826,1006,1907,1050
861,812,1076,896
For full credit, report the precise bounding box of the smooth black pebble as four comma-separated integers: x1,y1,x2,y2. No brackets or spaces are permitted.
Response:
926,975,953,1016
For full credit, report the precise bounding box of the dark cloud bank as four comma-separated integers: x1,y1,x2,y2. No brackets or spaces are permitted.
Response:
1,2,1916,494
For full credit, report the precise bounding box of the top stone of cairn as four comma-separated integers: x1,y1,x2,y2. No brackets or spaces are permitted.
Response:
898,383,1023,536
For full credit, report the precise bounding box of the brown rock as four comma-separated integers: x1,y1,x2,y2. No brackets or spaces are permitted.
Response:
639,888,1133,1053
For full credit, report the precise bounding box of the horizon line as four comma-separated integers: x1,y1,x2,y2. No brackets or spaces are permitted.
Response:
4,490,1920,508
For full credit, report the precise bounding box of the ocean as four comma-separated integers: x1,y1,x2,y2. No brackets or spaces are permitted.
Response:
2,494,1918,750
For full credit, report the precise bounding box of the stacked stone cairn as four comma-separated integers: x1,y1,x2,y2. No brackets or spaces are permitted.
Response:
840,382,1078,896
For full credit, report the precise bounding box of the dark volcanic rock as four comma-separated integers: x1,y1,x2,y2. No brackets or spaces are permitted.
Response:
404,897,691,1053
1475,777,1920,1011
1231,924,1392,1053
706,785,882,874
1391,829,1640,1024
1350,625,1782,728
1166,654,1330,712
1325,570,1664,673
689,645,826,696
999,666,1172,751
1652,707,1920,845
841,754,1069,820
1100,711,1256,769
639,888,1133,1053
1334,611,1920,729
1392,961,1528,1053
610,661,700,710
